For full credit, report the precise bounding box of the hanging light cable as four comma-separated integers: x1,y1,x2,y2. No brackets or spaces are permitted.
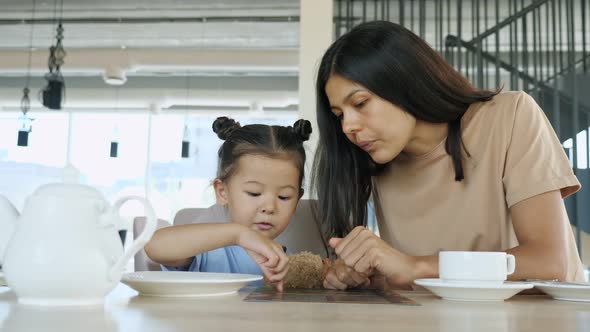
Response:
110,87,119,158
181,72,191,158
18,0,37,147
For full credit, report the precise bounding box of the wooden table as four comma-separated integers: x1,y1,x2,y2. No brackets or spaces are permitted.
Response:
0,284,589,332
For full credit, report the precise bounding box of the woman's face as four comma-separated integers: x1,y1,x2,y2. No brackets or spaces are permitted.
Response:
325,74,416,164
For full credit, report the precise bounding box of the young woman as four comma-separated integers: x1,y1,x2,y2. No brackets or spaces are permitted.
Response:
145,117,312,292
311,21,584,289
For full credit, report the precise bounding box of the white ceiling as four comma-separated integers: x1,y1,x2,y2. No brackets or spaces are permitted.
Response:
0,0,299,77
0,0,300,50
0,0,302,111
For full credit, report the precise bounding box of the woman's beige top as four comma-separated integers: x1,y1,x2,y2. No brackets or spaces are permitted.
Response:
373,91,584,281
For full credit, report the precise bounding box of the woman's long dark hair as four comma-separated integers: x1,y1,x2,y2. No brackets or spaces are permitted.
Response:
311,21,500,238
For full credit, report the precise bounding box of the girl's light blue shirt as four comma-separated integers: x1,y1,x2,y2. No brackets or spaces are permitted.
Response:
162,245,263,275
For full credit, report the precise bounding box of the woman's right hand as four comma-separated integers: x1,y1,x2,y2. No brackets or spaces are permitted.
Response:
234,226,289,292
323,258,371,290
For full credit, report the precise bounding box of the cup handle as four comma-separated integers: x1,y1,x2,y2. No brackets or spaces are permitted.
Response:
107,196,157,281
506,254,516,275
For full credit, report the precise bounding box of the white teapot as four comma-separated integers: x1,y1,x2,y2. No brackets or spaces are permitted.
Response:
0,180,156,306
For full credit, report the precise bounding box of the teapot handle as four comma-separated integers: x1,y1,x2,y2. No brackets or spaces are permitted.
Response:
107,196,157,282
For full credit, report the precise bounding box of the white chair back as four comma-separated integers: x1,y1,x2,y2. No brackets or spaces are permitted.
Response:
132,217,171,271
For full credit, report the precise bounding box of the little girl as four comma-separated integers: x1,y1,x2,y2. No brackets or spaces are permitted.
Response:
145,116,312,292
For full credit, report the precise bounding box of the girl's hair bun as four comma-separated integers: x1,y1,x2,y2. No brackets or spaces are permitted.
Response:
292,119,312,142
212,116,241,140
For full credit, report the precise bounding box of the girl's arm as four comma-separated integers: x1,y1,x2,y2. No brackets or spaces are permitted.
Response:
144,222,290,291
144,223,249,267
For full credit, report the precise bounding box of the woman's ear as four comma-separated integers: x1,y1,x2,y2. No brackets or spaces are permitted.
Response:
213,178,229,206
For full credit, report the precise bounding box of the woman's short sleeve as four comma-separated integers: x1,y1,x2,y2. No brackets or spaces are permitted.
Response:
502,92,581,207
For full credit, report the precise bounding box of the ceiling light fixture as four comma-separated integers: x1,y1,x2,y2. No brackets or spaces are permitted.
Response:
42,1,66,111
103,66,127,86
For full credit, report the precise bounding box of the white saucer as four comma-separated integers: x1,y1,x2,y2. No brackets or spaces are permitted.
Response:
414,278,533,302
121,271,262,297
533,281,590,302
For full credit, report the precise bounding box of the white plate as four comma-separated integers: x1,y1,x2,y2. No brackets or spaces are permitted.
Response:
533,282,590,303
121,271,262,297
414,278,533,302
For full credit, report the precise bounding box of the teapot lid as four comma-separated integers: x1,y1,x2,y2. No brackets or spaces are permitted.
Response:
33,183,104,201
32,164,104,200
62,163,80,184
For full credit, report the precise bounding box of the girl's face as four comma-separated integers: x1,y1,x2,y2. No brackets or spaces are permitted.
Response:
325,74,416,164
214,154,301,239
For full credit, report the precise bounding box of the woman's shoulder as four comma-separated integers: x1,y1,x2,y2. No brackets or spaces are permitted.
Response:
490,90,531,104
463,91,537,131
488,90,539,115
460,91,544,160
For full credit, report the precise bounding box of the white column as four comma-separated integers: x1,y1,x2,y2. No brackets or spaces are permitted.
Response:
299,0,333,198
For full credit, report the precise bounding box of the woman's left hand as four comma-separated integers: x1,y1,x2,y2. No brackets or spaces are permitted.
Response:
329,226,419,286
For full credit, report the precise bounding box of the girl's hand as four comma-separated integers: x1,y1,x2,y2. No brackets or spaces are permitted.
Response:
323,258,371,290
330,226,419,286
235,227,289,292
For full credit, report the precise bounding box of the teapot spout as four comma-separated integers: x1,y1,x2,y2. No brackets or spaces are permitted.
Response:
0,195,19,265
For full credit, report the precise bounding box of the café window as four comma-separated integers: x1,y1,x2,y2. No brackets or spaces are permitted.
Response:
0,110,297,222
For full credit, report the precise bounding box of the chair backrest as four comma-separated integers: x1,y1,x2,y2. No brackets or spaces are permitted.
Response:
133,217,171,271
276,199,328,257
173,199,328,257
174,205,228,225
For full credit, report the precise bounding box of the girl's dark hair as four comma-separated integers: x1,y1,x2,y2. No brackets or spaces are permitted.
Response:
212,116,312,190
311,21,500,237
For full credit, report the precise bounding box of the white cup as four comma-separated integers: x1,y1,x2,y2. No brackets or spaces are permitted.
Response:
439,251,516,285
